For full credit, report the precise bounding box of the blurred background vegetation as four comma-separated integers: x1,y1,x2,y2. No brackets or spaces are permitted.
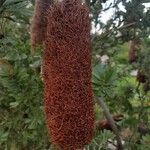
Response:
0,0,150,149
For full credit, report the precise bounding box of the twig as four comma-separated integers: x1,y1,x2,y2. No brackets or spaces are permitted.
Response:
119,22,136,29
95,97,124,150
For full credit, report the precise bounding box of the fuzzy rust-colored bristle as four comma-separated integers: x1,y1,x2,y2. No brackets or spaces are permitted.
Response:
30,0,53,49
128,40,137,63
137,70,147,83
43,0,94,149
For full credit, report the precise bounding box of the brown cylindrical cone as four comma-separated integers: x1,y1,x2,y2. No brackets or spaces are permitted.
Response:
43,0,94,149
128,40,137,63
30,0,53,49
137,70,147,83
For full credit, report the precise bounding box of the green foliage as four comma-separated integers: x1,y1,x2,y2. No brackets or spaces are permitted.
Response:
0,38,50,149
92,63,117,97
0,0,32,20
85,130,115,150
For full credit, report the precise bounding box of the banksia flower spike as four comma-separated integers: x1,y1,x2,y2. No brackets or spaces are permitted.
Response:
30,0,53,49
128,38,140,63
43,0,94,149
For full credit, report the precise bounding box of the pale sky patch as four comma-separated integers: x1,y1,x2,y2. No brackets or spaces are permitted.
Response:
92,0,150,33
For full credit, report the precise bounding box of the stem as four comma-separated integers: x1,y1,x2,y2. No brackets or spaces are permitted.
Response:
95,97,124,150
136,82,144,122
